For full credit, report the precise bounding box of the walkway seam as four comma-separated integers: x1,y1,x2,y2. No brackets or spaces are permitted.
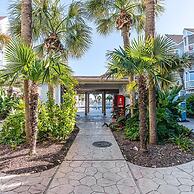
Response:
64,159,125,162
177,166,194,177
127,162,143,194
43,164,61,194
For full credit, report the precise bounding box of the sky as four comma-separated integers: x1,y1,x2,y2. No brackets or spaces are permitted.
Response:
1,0,194,76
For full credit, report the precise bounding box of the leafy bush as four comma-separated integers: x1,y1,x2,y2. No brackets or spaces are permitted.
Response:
119,86,192,147
0,88,77,146
124,114,139,141
156,86,188,142
38,88,77,140
0,100,25,147
0,89,19,120
171,135,193,151
186,94,194,117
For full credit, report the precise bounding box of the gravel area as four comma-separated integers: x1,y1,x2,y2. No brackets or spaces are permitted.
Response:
113,130,194,168
0,126,79,174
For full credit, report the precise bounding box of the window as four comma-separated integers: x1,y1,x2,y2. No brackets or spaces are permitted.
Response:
186,72,189,81
189,71,194,81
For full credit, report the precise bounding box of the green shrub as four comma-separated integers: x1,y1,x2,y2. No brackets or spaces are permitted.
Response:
0,89,19,120
121,86,192,145
186,94,194,117
156,86,189,142
0,88,77,146
0,100,25,147
171,135,193,151
124,115,139,141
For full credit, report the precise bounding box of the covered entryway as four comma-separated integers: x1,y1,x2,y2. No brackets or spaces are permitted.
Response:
75,76,129,116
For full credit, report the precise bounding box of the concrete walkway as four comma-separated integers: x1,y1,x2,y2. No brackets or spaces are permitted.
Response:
0,115,194,194
45,118,140,194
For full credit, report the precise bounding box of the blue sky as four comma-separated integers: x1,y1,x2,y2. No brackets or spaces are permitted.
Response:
1,0,194,76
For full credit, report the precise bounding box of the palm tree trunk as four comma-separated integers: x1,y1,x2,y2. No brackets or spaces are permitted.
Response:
29,82,39,155
24,80,31,142
145,0,155,38
121,25,135,117
48,83,54,101
148,78,157,144
138,75,148,152
145,0,157,144
21,0,32,143
179,69,185,90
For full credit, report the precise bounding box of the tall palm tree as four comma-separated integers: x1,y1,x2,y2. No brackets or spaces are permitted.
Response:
35,1,92,97
3,38,73,154
3,38,41,154
144,0,157,144
9,0,92,99
86,0,137,116
86,0,164,117
106,35,177,152
107,42,150,152
21,0,33,144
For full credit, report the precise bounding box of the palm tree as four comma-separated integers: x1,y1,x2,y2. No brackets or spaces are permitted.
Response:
20,0,33,144
9,0,92,99
86,0,137,116
144,0,157,144
86,0,164,117
2,37,73,154
3,38,41,154
106,35,178,152
35,1,92,97
107,43,150,151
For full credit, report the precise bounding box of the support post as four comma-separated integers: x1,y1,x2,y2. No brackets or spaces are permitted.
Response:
102,91,106,116
85,92,88,115
87,93,90,113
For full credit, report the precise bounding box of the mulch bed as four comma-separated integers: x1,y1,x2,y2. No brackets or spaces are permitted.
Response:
113,130,194,168
0,126,79,174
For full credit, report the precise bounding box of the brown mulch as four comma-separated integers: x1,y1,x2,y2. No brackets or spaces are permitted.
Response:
113,130,194,168
0,126,79,174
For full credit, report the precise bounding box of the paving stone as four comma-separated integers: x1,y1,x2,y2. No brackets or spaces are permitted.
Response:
85,167,98,176
103,172,121,182
104,185,120,194
178,177,194,186
80,176,96,186
94,172,103,179
137,178,158,193
179,185,192,192
158,185,180,194
117,184,136,194
91,185,104,193
74,185,92,194
69,179,80,186
97,178,115,187
66,171,86,180
47,184,74,194
163,174,181,186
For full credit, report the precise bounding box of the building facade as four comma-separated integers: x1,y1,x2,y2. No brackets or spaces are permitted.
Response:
0,16,9,69
166,28,194,93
